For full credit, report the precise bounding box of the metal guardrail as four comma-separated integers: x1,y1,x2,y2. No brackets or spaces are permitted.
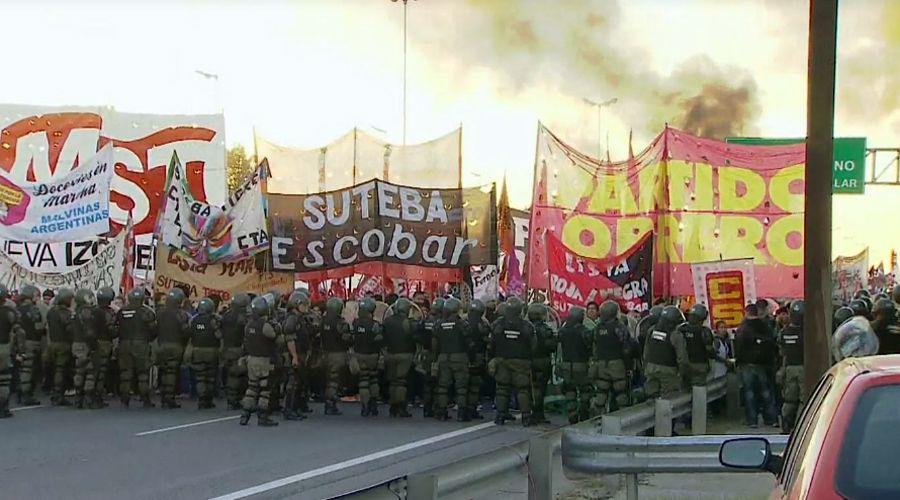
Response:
561,432,789,500
341,377,739,499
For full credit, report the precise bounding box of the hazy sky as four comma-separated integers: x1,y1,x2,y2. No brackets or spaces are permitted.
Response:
0,0,897,261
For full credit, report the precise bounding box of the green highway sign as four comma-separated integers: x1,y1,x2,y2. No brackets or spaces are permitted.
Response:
725,137,867,194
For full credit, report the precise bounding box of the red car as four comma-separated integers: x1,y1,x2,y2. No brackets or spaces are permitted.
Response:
719,355,900,499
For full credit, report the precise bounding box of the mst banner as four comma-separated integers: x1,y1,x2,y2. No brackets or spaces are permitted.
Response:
691,259,758,329
268,179,496,276
0,144,113,242
154,246,292,301
547,233,653,317
158,154,269,263
0,226,126,291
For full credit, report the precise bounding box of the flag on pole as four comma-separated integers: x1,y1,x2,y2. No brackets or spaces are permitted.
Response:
498,175,524,296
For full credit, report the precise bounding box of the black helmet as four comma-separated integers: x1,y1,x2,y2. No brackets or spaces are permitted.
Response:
18,284,38,302
444,297,462,315
687,304,708,325
893,285,900,304
505,296,524,319
56,288,75,307
874,293,890,303
325,297,344,316
127,288,144,307
232,293,251,309
288,291,310,310
250,296,269,317
198,297,216,314
262,293,277,312
599,300,620,322
166,288,186,308
657,305,686,332
394,298,412,317
567,306,586,324
853,289,871,300
873,298,895,319
495,302,508,319
849,299,869,318
97,287,115,307
526,303,547,321
359,297,377,315
647,304,663,323
469,299,485,316
75,288,95,307
431,298,445,314
860,297,873,313
789,300,804,327
834,306,854,327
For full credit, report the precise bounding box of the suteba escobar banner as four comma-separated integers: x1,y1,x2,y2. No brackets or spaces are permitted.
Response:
267,179,497,273
0,143,113,242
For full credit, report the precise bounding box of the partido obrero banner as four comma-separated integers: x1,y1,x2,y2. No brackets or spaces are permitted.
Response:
0,226,127,291
547,232,653,316
528,125,807,298
268,179,497,278
0,144,113,242
158,153,269,263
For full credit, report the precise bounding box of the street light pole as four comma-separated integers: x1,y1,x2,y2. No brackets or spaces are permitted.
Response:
391,0,416,145
583,97,618,161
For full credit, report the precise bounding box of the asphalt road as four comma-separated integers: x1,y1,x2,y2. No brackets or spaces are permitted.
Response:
2,398,557,500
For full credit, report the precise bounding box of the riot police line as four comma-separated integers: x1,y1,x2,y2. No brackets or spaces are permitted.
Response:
2,283,892,430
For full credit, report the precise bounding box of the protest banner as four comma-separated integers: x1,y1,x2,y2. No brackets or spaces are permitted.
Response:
547,232,653,317
0,104,227,276
256,128,461,194
0,144,113,242
0,225,127,291
153,246,292,301
528,124,806,298
832,248,868,303
268,179,497,281
691,258,758,328
471,264,500,301
158,154,269,263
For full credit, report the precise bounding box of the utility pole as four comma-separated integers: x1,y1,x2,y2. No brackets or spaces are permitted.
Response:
804,0,838,394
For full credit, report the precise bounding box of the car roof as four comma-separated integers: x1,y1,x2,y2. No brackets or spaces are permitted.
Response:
831,355,900,376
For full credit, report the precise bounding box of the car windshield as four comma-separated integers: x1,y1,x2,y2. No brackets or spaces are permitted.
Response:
835,383,900,499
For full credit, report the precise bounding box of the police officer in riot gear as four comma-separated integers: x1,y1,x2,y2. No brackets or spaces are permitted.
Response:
15,285,43,406
384,298,416,418
0,284,23,417
90,287,117,409
320,297,350,416
189,297,221,409
71,288,98,409
434,297,470,421
353,297,383,417
833,306,854,333
591,300,631,415
528,303,556,424
490,296,535,426
872,298,900,355
116,288,157,408
637,305,663,353
558,306,593,424
282,291,312,420
47,288,75,406
778,300,804,433
240,297,281,427
679,304,714,388
156,288,190,409
642,305,689,399
221,293,250,410
466,299,491,420
415,297,444,418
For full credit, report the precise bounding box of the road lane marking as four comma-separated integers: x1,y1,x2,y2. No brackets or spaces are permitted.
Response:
136,416,241,436
208,421,496,500
10,405,44,412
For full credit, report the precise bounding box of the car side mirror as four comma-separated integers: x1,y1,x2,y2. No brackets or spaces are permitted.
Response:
719,437,771,470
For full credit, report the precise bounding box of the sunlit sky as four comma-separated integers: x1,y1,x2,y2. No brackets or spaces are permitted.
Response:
1,0,897,263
